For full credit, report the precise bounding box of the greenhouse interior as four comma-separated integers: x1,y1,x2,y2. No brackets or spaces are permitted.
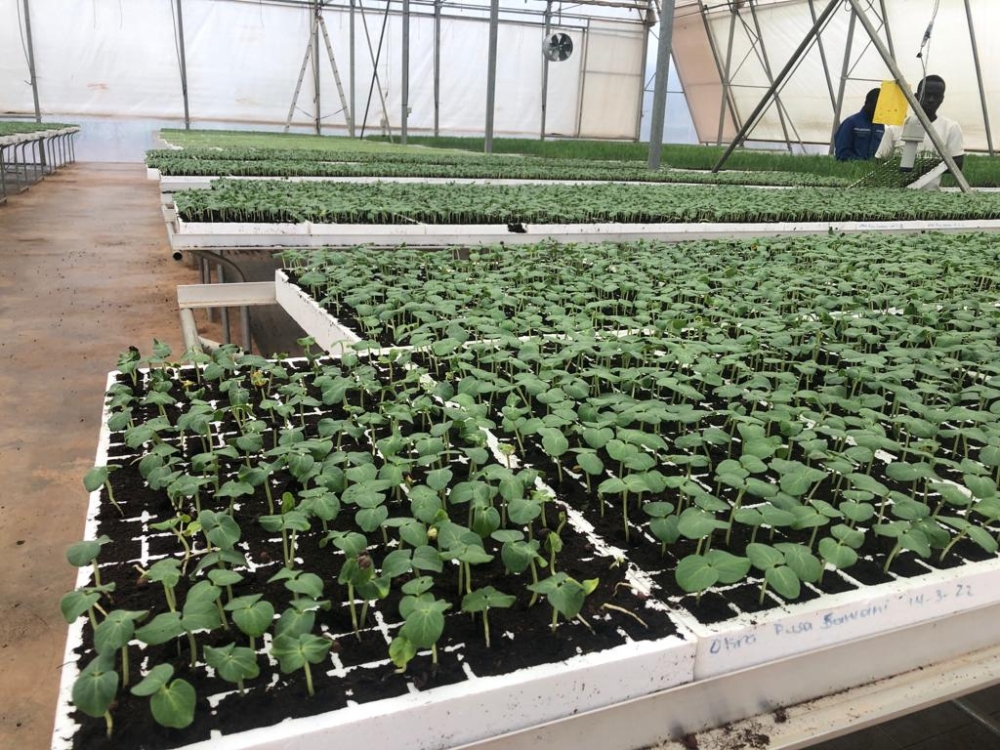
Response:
4,0,1000,748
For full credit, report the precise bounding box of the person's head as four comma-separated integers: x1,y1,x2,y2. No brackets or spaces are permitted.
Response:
916,75,946,120
862,88,881,118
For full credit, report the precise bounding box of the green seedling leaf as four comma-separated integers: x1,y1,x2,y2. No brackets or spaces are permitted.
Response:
270,633,332,673
774,543,822,583
409,485,443,524
819,537,859,570
94,609,147,655
575,452,604,475
144,558,182,588
965,474,997,500
706,549,752,584
399,595,451,648
501,539,543,574
130,663,174,697
135,612,184,645
507,497,542,526
746,543,784,571
538,428,569,458
150,678,196,729
675,555,719,594
66,535,111,567
840,501,875,524
208,569,244,588
462,586,516,613
830,524,865,548
401,576,435,596
528,572,596,621
765,566,801,601
204,643,260,686
199,510,241,550
226,595,275,639
61,590,102,623
83,467,112,493
389,635,418,670
677,508,722,540
72,653,118,718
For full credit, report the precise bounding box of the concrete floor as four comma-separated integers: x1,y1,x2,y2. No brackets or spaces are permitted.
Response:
1,161,997,750
0,163,211,750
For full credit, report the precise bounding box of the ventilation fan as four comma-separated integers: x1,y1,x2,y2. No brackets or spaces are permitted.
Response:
543,32,573,62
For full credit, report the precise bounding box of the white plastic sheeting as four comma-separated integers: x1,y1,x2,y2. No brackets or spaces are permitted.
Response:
0,0,647,140
672,0,998,152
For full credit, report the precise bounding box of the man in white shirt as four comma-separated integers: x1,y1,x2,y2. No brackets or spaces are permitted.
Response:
874,75,964,189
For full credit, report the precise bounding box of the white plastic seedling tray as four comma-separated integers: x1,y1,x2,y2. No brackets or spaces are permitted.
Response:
274,270,360,351
275,268,1000,680
51,372,696,750
680,557,1000,679
168,215,1000,249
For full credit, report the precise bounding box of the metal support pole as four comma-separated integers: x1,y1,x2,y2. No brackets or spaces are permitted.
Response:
697,0,738,146
402,0,409,144
744,2,794,152
350,0,356,137
829,5,856,155
716,8,737,147
540,1,552,141
484,0,500,153
634,8,652,143
313,1,322,135
964,0,994,156
286,13,318,132
952,699,1000,740
845,0,970,192
22,0,41,122
713,0,840,172
433,0,441,136
807,0,837,115
176,0,191,130
574,19,590,138
217,264,231,345
240,306,252,354
647,0,676,170
357,0,393,139
877,0,895,60
318,14,354,135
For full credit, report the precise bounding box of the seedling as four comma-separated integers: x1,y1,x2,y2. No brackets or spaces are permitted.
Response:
527,573,599,631
204,642,260,695
66,535,112,589
72,653,118,738
130,663,196,729
461,586,516,648
389,577,453,670
83,466,123,516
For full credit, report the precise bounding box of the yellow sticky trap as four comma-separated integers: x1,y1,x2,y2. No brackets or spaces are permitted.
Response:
873,81,908,126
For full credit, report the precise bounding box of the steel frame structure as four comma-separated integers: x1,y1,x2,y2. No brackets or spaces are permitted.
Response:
682,0,995,156
11,0,654,149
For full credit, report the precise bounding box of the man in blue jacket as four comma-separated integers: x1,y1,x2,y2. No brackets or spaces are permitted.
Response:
834,88,884,161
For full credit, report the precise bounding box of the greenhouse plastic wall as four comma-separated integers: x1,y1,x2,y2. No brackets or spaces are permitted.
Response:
0,0,645,140
671,0,1000,152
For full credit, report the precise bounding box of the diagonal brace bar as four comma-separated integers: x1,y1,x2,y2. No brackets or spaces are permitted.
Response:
713,0,840,172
